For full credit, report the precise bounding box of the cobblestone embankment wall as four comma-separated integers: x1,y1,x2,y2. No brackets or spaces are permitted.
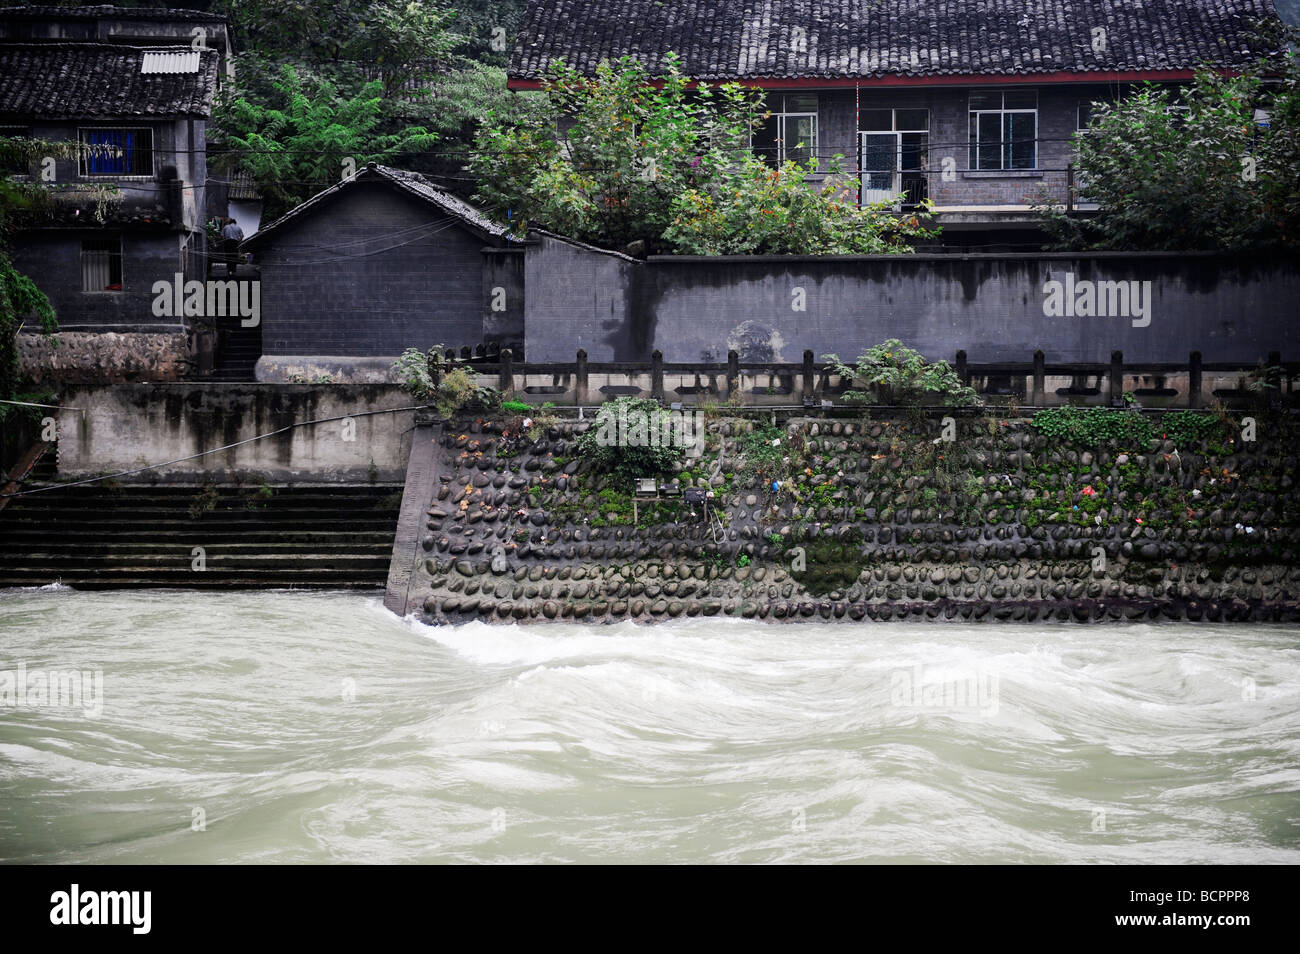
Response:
414,412,1300,624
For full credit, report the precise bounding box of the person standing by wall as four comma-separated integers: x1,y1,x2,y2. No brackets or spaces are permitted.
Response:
220,217,245,277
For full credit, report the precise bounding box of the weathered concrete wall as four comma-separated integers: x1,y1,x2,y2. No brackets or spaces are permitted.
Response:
56,384,417,483
525,240,1300,365
408,410,1300,625
524,232,643,358
482,247,525,351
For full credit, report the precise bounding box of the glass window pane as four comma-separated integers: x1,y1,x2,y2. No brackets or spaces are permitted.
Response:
860,133,896,190
978,113,1001,169
85,129,127,175
1003,90,1037,109
860,109,893,131
752,114,779,166
900,132,927,170
969,91,1001,110
785,94,818,112
785,115,816,165
1005,112,1036,168
895,109,929,130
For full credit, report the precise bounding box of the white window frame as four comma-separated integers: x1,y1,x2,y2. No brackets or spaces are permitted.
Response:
968,91,1038,171
857,108,930,208
751,94,819,168
77,126,155,179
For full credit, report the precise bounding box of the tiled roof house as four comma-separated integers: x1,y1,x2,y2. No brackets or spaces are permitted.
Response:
1,7,227,331
242,165,523,368
508,0,1290,247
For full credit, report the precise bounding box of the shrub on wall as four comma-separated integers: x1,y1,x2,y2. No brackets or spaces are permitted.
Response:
1031,407,1233,448
1031,406,1155,445
825,340,980,407
574,396,687,483
392,346,499,417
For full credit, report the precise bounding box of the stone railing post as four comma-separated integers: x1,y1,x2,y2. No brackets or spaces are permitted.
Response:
575,348,588,406
651,349,664,401
1109,350,1124,407
1188,351,1202,409
726,350,739,401
1032,350,1045,405
499,348,513,395
802,349,815,402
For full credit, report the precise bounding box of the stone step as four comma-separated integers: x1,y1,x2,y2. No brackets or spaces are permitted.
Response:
0,478,401,588
0,529,395,544
0,555,390,570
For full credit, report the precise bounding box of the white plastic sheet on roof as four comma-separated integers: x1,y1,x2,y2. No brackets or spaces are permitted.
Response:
139,50,200,74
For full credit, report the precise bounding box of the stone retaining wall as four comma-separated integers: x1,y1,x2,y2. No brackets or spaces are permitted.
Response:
412,411,1300,624
19,332,191,386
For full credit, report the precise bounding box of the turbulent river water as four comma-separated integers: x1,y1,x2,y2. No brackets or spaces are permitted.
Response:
1,588,1297,864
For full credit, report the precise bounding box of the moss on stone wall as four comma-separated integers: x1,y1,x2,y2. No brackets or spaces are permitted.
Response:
417,411,1300,624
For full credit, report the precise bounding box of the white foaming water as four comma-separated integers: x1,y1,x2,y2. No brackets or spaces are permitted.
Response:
0,589,1297,863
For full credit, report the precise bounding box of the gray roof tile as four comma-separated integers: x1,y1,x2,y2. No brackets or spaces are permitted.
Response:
245,164,507,248
510,0,1286,81
0,41,220,118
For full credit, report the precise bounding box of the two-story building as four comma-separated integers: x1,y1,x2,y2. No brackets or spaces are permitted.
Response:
1,38,221,329
508,0,1287,249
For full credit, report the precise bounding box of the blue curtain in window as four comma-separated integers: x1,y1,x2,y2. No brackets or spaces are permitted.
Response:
85,130,134,175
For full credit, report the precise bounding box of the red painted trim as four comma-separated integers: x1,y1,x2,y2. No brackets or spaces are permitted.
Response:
507,68,1223,91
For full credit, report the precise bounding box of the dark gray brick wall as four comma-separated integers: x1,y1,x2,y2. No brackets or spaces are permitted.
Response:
482,248,525,350
11,229,184,331
255,183,497,356
796,85,1110,207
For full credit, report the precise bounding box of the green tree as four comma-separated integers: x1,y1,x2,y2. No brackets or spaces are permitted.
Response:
574,396,687,482
210,0,529,207
214,66,438,216
470,55,937,254
0,136,64,403
1039,36,1299,252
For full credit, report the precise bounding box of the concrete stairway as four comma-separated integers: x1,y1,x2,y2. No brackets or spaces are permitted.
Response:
0,470,402,589
210,314,263,382
206,262,262,382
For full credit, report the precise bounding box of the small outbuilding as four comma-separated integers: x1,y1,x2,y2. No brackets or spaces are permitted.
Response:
243,163,523,379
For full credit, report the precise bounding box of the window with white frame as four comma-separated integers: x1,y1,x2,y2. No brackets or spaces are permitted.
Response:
858,108,930,207
752,94,819,168
78,127,154,177
968,90,1037,170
